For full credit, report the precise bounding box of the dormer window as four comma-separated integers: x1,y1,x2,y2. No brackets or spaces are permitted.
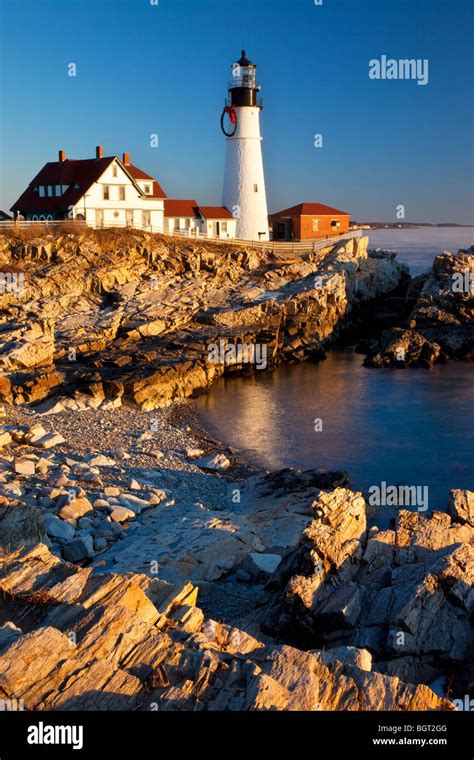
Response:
144,184,151,194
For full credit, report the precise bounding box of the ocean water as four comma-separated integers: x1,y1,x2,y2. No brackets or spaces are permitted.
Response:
367,227,474,275
195,229,474,515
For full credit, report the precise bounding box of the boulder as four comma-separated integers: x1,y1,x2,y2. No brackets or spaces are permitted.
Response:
447,489,474,527
0,502,46,549
63,535,94,562
109,506,135,523
58,496,93,521
243,552,281,579
44,513,75,541
195,453,231,471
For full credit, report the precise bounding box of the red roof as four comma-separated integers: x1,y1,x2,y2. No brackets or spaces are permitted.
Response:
11,157,115,212
164,199,199,218
125,163,167,198
270,202,351,217
11,156,166,212
197,205,234,219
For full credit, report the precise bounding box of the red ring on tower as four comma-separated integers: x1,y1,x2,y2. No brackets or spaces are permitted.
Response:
220,106,238,136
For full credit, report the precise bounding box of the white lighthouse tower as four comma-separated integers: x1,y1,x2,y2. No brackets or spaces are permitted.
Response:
221,51,269,241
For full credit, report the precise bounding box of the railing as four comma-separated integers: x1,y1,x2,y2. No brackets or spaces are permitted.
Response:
0,218,362,253
228,79,261,90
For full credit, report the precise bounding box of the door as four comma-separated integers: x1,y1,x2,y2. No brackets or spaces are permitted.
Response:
95,209,104,228
126,210,133,227
276,222,286,240
142,210,151,229
215,221,220,237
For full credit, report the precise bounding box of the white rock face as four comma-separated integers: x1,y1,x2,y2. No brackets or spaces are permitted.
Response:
222,106,269,241
316,646,373,672
195,453,231,471
244,552,281,578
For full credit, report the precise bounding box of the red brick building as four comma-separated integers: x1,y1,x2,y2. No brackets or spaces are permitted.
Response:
270,202,351,241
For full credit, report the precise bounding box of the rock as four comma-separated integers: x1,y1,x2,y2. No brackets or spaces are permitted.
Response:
35,399,66,416
13,458,36,476
243,552,281,578
95,520,123,541
63,534,94,562
24,424,48,444
87,454,116,467
0,622,23,655
315,645,372,672
447,489,474,527
35,432,66,449
109,506,136,523
0,502,46,549
44,513,75,541
195,453,231,471
185,447,205,459
118,494,149,514
0,543,454,712
57,496,93,521
366,328,441,368
0,430,12,447
128,479,141,490
315,582,364,630
93,499,110,509
104,486,120,497
365,248,474,367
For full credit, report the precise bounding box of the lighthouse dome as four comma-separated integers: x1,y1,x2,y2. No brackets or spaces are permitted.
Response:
237,50,254,67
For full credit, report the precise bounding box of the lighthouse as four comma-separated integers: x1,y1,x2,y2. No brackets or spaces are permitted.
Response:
221,51,269,241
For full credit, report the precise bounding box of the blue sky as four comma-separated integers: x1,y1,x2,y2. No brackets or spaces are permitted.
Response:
0,0,472,223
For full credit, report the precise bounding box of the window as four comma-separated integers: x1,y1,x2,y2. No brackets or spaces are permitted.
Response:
119,186,125,201
221,221,227,232
144,184,151,194
312,219,319,232
331,220,340,228
47,185,53,197
112,165,118,177
39,186,45,197
103,185,110,200
254,184,258,192
55,185,62,196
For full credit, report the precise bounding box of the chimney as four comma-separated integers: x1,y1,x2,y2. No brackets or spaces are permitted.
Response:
58,149,66,163
96,145,103,159
122,152,130,165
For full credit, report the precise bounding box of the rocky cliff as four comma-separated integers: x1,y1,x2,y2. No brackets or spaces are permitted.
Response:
365,247,474,367
0,228,406,409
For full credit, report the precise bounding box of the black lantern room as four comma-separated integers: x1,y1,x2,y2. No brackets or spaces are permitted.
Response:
227,51,262,108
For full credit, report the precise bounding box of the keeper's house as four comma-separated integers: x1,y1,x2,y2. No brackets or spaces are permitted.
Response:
10,146,167,229
163,200,237,239
270,202,351,241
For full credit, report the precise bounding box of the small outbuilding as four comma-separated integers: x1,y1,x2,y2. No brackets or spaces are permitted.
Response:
270,202,351,241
